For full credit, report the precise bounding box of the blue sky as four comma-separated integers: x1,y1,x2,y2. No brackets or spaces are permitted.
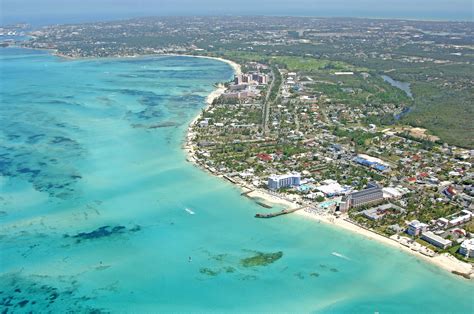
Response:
1,0,472,25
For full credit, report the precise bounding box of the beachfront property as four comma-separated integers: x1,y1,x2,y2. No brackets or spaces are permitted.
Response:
406,220,428,236
222,89,260,100
199,118,210,127
316,179,349,197
459,239,474,258
339,185,384,212
421,231,452,249
234,73,268,85
268,172,301,190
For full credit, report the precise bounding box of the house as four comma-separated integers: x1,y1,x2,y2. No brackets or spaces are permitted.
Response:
443,186,457,198
256,153,273,162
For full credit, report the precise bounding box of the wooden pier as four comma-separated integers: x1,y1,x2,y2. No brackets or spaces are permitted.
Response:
255,206,307,218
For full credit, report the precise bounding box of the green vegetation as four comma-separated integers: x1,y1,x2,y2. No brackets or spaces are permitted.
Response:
240,251,283,267
270,56,365,73
402,75,473,148
268,65,282,103
332,128,382,147
447,245,474,263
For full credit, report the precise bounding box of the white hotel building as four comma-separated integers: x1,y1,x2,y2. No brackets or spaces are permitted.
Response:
268,172,301,190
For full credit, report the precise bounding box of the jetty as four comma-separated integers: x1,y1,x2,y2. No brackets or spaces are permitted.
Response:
223,175,238,184
256,201,272,208
255,206,307,218
241,189,254,197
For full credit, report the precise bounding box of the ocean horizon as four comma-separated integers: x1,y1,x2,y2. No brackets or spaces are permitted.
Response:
0,47,473,312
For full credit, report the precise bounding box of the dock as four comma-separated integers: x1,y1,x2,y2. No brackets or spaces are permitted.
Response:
240,189,254,197
255,206,307,218
256,201,272,208
223,175,238,184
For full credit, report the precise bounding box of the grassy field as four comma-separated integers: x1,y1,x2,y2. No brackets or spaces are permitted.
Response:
270,56,365,72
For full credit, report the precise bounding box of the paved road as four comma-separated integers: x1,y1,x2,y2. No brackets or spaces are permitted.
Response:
262,67,280,135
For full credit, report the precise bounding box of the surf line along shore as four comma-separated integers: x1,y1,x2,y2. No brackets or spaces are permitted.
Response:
182,57,473,280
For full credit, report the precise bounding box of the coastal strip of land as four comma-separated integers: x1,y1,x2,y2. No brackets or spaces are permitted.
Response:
245,187,473,277
183,57,473,280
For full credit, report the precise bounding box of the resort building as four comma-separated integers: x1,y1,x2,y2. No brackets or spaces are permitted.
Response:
421,231,452,249
268,172,301,190
338,185,383,212
316,179,348,196
406,220,428,236
351,186,384,208
234,73,268,85
459,239,474,258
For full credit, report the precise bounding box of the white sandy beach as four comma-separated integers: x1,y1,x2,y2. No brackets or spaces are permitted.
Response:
244,187,473,278
182,56,472,280
195,55,242,76
246,189,299,209
162,53,242,76
184,55,241,161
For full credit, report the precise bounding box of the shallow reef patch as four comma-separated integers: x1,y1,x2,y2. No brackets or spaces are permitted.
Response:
199,268,219,276
64,225,140,243
0,273,103,312
240,251,283,268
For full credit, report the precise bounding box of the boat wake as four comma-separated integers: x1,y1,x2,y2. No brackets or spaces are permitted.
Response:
184,208,195,215
331,252,351,261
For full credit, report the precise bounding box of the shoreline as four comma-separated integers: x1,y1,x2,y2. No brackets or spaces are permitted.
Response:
244,187,473,279
182,58,473,280
27,46,470,280
182,56,241,163
12,45,243,75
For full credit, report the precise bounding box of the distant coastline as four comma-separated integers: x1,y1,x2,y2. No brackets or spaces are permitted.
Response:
2,13,473,28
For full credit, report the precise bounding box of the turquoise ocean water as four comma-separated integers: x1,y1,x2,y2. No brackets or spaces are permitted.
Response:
0,48,473,313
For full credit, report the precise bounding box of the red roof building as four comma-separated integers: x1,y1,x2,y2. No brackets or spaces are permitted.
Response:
256,153,272,162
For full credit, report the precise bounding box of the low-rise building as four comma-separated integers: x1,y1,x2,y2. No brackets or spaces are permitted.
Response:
406,220,428,236
421,231,452,249
316,180,348,196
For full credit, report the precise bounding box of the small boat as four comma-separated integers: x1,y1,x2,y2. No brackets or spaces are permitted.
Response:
331,252,350,260
184,208,195,215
